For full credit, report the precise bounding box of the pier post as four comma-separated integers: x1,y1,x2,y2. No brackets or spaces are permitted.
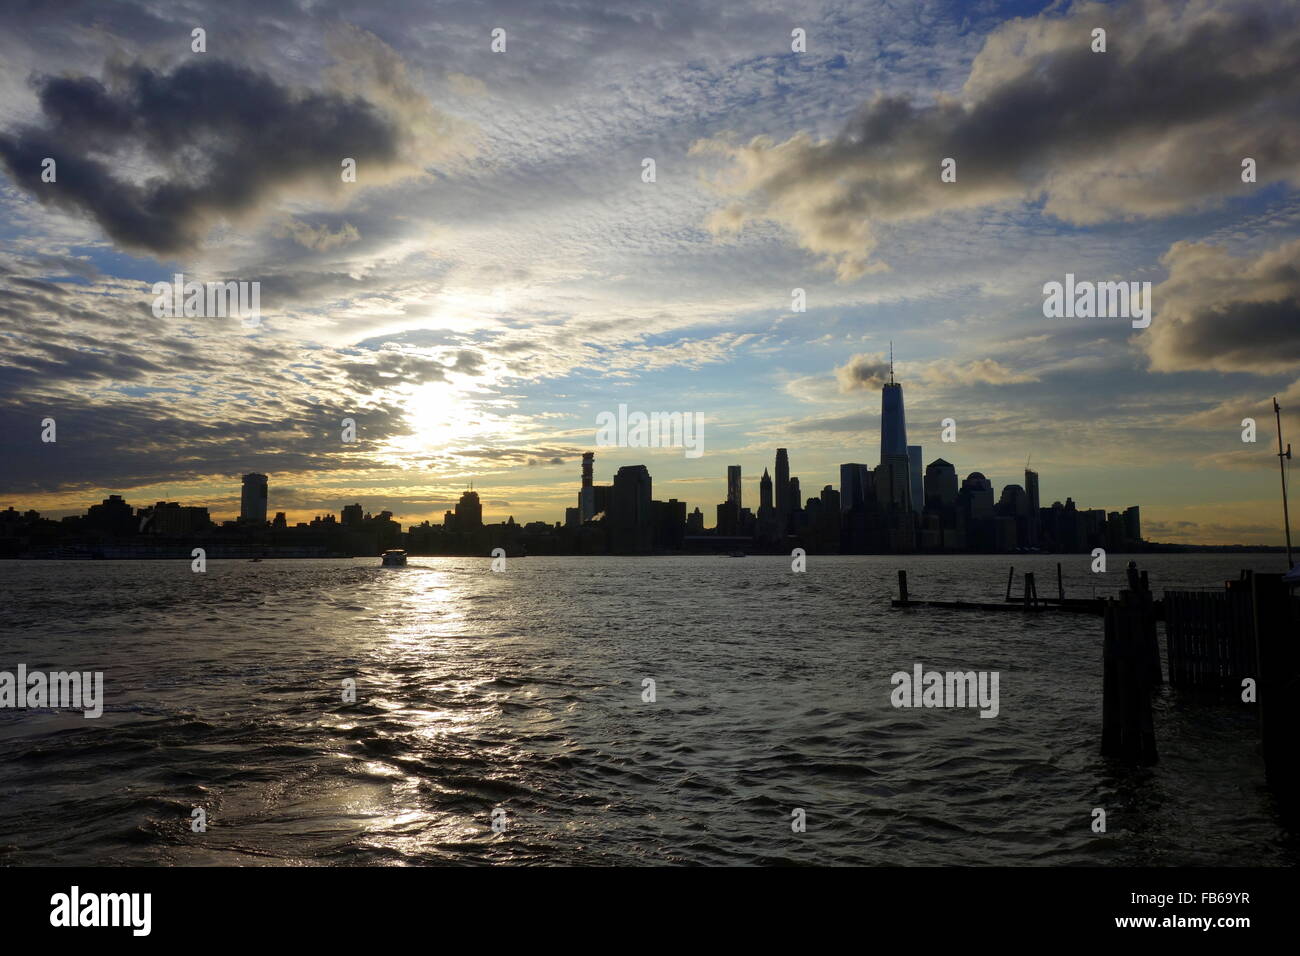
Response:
1252,572,1297,796
1005,565,1015,601
898,569,909,604
1101,590,1158,765
1057,562,1064,601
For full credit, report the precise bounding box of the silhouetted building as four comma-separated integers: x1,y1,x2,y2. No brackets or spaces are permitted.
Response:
876,455,911,512
839,463,870,512
726,465,742,509
1025,468,1041,548
1124,505,1141,545
686,507,705,535
456,490,483,531
961,472,994,519
578,451,612,522
341,503,363,527
924,459,958,508
240,473,268,525
609,465,653,553
907,446,923,515
760,468,774,512
775,448,791,529
85,494,135,535
653,498,687,550
880,353,908,462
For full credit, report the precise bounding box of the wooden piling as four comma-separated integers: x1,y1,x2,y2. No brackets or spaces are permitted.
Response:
1023,571,1037,608
1101,589,1158,765
1057,562,1065,601
1252,572,1297,796
897,569,909,604
1005,565,1015,601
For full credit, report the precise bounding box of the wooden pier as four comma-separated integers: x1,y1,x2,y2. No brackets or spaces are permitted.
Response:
890,562,1299,784
891,565,1108,615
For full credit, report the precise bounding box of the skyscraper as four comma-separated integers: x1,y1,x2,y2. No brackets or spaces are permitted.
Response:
924,459,958,508
727,465,742,509
839,463,870,511
774,450,785,522
759,468,773,513
455,489,483,530
1123,505,1141,544
240,473,268,525
880,348,908,462
907,445,923,515
609,465,653,553
1025,468,1041,547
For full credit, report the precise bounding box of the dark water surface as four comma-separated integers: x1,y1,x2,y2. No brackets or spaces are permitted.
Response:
0,553,1294,865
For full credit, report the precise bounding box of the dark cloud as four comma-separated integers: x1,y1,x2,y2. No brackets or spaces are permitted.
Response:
833,353,890,392
696,0,1300,277
1145,239,1300,374
0,57,418,255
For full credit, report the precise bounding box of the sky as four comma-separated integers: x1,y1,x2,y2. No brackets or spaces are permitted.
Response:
0,0,1297,545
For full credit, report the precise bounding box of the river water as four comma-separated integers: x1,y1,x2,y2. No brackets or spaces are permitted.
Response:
0,553,1293,865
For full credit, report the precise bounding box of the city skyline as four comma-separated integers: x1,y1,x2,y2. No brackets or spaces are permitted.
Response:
0,0,1297,545
2,365,1160,556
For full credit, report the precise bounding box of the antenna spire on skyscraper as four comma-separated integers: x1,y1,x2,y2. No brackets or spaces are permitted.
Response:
889,341,894,384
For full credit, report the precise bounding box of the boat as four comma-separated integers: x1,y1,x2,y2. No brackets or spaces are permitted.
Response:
380,550,407,567
728,551,746,558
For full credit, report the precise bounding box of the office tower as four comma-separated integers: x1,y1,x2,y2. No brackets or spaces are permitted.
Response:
610,465,653,553
727,465,742,509
1123,505,1141,544
686,507,705,535
240,473,268,525
820,485,840,513
1025,468,1041,547
652,498,687,550
907,445,923,514
341,503,363,527
998,484,1028,516
85,494,135,535
788,476,801,510
924,459,958,508
455,489,483,530
876,455,911,511
1106,511,1125,552
759,468,773,512
961,472,994,519
577,452,613,522
272,511,287,530
880,348,908,463
775,449,790,520
839,463,869,511
565,507,580,529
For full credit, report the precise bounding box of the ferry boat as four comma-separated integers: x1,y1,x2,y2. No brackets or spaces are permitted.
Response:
380,550,407,567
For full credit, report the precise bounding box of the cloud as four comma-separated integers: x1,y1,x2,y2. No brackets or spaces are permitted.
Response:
919,358,1038,387
694,0,1300,278
0,32,466,255
1143,238,1300,374
274,218,361,252
834,352,891,392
